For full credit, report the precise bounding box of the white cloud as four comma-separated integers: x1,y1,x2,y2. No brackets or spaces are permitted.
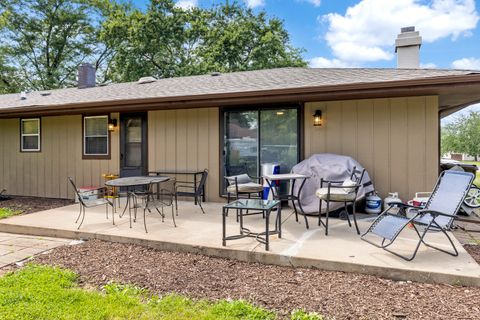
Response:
322,0,479,63
309,57,353,68
175,0,198,10
452,57,480,70
304,0,321,7
420,62,437,69
244,0,265,8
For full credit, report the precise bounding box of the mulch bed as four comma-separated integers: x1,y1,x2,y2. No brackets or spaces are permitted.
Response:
465,244,480,264
33,239,480,320
0,196,73,214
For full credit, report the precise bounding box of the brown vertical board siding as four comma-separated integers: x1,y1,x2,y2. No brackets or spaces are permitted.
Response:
389,98,409,199
148,108,221,202
425,96,439,189
66,116,76,199
341,100,358,159
148,111,156,173
176,109,188,171
59,118,68,199
356,99,374,181
187,109,199,177
305,96,437,200
407,97,427,198
326,101,342,154
165,110,177,172
208,108,220,202
197,108,210,179
0,115,119,199
0,96,439,202
373,99,391,198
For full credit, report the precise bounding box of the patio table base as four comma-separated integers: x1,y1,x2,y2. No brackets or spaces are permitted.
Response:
222,199,282,251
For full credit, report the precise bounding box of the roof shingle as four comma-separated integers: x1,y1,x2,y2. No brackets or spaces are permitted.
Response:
0,67,478,112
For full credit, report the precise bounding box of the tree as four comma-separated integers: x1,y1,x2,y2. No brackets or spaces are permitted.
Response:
441,111,480,161
0,0,118,92
102,0,307,82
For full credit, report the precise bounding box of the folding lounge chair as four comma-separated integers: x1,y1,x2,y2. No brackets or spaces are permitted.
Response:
361,170,474,261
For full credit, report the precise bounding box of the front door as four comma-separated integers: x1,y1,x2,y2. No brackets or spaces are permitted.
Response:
120,113,148,177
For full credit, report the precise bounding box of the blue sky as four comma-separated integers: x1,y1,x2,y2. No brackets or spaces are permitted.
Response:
132,0,480,121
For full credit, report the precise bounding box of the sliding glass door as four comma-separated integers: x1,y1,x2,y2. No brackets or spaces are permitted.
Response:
259,108,299,176
222,105,301,193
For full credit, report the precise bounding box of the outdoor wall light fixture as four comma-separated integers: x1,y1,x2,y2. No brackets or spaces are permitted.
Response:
108,118,117,131
313,110,323,126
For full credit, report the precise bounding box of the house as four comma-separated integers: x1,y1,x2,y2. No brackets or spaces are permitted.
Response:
1,27,480,202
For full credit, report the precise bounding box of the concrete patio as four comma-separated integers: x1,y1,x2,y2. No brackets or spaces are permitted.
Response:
0,200,479,286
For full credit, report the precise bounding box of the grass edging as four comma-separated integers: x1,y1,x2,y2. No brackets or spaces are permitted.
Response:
0,264,323,320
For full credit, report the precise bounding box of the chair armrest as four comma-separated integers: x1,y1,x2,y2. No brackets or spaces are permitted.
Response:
322,180,344,184
418,209,457,218
78,187,107,194
325,184,361,189
176,180,195,185
176,184,196,189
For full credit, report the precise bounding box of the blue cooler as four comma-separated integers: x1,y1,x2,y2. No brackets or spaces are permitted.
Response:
261,163,280,200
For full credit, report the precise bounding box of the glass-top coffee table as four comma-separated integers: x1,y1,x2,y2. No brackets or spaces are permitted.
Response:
222,199,282,251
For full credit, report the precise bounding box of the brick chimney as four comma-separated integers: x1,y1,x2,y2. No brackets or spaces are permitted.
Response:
78,63,96,89
395,26,422,68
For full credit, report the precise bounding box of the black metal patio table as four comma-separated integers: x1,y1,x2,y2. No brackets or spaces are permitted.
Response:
105,176,169,226
222,199,282,251
263,173,310,229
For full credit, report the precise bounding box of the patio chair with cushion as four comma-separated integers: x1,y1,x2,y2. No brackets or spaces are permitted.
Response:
315,167,365,235
224,164,263,200
224,168,264,222
68,177,114,229
361,170,474,261
131,179,177,233
176,169,208,214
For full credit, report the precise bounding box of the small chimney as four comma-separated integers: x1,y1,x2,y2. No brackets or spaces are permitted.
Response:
78,63,96,89
395,26,422,69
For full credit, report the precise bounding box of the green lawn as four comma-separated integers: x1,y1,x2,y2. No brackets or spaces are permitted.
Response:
459,161,480,187
0,208,21,219
0,264,321,320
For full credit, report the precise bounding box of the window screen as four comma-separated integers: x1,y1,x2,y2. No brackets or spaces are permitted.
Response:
21,118,40,152
84,116,109,156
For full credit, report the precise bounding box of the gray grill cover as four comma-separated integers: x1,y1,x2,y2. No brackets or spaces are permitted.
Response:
291,153,374,214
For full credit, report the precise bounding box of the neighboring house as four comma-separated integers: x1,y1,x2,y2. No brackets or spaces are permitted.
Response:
1,28,480,202
444,153,477,162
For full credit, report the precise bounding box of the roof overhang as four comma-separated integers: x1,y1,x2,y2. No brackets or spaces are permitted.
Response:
1,74,480,118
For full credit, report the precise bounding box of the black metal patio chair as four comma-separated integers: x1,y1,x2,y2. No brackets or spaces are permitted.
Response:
361,170,474,261
130,178,177,233
315,167,365,235
68,177,113,229
176,169,208,214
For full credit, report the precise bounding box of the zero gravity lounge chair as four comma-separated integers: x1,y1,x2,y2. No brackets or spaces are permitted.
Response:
361,170,474,261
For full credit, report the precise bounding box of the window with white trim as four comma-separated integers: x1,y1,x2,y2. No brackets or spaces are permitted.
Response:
21,118,41,152
83,115,109,157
